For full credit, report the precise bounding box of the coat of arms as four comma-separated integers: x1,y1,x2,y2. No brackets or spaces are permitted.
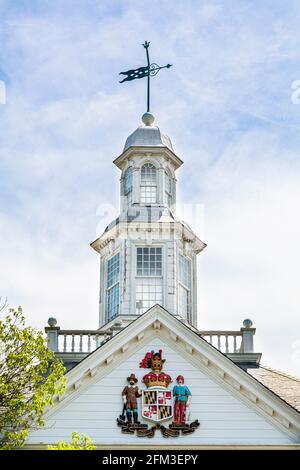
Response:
141,350,173,422
116,349,200,437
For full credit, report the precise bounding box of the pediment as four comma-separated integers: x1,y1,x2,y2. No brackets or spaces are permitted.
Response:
36,305,300,444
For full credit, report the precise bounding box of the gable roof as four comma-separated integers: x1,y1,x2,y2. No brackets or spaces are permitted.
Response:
68,307,300,415
247,366,300,413
48,305,300,440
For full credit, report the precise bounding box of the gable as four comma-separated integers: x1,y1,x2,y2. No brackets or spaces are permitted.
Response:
27,333,298,446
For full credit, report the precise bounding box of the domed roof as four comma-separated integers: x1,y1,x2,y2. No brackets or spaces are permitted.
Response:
123,113,174,152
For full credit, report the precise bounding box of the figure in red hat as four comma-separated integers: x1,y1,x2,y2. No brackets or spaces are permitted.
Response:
172,375,191,425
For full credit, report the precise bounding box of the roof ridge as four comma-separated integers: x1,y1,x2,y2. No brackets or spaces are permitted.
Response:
260,364,300,383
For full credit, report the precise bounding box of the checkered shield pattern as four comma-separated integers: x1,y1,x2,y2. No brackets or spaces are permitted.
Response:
142,388,173,422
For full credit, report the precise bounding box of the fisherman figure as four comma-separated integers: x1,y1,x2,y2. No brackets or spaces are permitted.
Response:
173,375,192,425
122,373,142,424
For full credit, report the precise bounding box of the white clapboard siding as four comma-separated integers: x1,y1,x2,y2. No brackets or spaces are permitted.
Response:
27,339,294,445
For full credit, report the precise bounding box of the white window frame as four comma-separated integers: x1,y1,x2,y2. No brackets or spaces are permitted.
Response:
134,245,164,314
178,254,192,321
106,252,120,321
140,163,157,204
124,167,133,207
136,246,162,277
165,170,172,207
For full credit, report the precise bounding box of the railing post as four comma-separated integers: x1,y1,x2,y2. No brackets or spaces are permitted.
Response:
240,319,255,353
110,319,123,337
45,317,60,352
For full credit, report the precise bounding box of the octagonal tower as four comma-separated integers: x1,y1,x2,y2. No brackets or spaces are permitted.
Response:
91,113,206,328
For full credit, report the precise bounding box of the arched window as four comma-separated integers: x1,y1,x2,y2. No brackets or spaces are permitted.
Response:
124,167,133,206
141,163,157,204
165,170,172,207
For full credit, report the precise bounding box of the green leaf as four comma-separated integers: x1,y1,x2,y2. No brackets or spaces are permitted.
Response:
0,305,66,450
48,432,96,450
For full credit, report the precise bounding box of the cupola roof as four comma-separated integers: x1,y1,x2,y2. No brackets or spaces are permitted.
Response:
123,112,173,152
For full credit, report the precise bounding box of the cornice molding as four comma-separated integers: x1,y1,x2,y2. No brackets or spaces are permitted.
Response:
90,221,206,254
113,146,183,171
29,306,300,442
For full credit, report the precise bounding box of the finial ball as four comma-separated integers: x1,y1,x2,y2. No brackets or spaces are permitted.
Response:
142,112,155,126
48,317,57,327
243,318,253,328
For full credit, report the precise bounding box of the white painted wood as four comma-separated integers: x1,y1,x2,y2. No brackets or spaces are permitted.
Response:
93,133,206,329
27,338,295,445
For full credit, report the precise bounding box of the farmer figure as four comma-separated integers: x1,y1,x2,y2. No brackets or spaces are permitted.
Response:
173,375,191,425
122,373,142,424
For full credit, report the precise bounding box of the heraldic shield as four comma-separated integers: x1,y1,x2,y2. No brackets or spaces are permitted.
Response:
117,349,200,437
142,387,173,422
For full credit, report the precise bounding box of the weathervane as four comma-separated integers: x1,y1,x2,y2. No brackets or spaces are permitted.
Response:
119,41,172,113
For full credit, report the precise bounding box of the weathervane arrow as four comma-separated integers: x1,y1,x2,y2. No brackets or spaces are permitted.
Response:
119,41,172,113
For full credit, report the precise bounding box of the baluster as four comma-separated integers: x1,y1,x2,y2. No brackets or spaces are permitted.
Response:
79,334,83,353
209,335,213,345
71,334,75,352
95,334,99,349
225,335,229,353
63,334,67,352
88,334,91,353
233,335,237,353
217,335,221,350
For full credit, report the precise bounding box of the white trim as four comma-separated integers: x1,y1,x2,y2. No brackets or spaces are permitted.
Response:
24,444,300,450
133,242,166,314
36,306,300,442
105,250,121,323
177,251,194,323
91,221,206,255
113,146,183,171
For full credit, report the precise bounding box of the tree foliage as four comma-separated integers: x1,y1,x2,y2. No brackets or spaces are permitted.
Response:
48,432,96,450
0,303,66,449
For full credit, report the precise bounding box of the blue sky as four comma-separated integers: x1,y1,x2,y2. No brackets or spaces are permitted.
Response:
1,0,300,375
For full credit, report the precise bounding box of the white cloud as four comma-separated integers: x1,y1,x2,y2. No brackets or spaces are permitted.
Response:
195,132,300,375
0,0,300,376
